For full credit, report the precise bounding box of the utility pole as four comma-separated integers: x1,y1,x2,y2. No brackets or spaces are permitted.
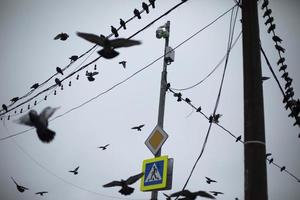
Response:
242,1,268,200
151,21,170,200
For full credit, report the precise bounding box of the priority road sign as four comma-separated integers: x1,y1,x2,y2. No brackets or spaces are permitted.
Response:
140,155,169,191
145,125,168,156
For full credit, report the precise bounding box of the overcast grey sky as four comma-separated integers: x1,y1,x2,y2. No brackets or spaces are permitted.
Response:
0,0,299,200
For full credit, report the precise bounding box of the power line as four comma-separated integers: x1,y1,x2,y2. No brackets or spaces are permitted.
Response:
0,2,236,142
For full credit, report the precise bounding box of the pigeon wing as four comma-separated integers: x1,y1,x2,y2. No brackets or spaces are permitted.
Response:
103,180,122,187
77,32,105,46
170,190,192,197
15,113,34,127
194,191,215,199
110,39,141,48
40,106,60,120
54,33,61,40
126,172,144,185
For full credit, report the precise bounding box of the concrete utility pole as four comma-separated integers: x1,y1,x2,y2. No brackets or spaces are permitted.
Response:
151,20,170,200
242,1,268,200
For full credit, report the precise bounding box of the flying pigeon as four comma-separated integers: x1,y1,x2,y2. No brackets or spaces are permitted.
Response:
54,32,69,41
35,191,48,196
120,18,126,30
10,97,19,103
142,2,149,13
272,35,282,43
169,189,215,199
15,106,59,143
86,71,99,82
149,0,156,8
98,144,110,150
205,177,217,184
119,61,127,68
56,67,63,75
11,177,29,193
30,83,39,89
103,172,144,195
69,166,79,175
131,124,145,131
133,9,141,19
111,26,119,37
77,32,141,59
210,191,224,196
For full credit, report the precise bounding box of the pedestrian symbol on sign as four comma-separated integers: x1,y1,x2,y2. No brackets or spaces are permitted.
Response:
145,163,162,183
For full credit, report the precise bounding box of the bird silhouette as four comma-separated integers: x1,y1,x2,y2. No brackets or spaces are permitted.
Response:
280,166,286,172
133,9,141,19
15,106,59,143
277,57,285,65
86,71,99,82
10,97,20,103
120,18,126,30
55,78,62,87
272,35,282,43
98,144,110,150
2,104,8,112
266,153,272,158
185,98,191,103
69,55,79,62
35,191,48,196
261,0,269,10
263,9,272,18
56,67,63,75
30,83,39,90
210,191,224,196
69,166,79,175
142,2,149,13
54,32,69,41
111,26,119,37
196,106,202,112
11,177,29,193
209,114,222,123
131,124,145,131
279,64,287,72
264,17,274,26
77,32,141,59
119,61,127,68
169,189,215,199
205,177,217,184
268,158,274,164
103,172,144,195
267,24,276,33
149,0,156,8
275,44,285,53
236,135,242,142
262,76,270,81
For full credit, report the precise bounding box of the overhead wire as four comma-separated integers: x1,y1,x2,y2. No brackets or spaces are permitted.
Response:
0,2,237,142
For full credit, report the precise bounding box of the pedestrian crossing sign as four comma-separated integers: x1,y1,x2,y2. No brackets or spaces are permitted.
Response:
140,155,168,191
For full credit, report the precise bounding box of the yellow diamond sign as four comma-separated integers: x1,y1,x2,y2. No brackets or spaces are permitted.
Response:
145,125,168,155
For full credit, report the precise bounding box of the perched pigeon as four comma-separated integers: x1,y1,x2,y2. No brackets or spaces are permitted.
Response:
10,97,20,103
205,177,217,184
56,67,63,75
196,106,202,112
86,71,99,82
264,17,274,26
15,106,59,143
35,191,48,196
131,124,145,131
142,2,149,13
149,0,156,8
236,135,242,142
2,104,8,112
133,9,141,19
210,191,224,196
280,166,286,172
98,144,110,150
275,44,285,53
120,18,126,30
30,83,39,89
272,35,282,43
77,32,141,59
279,64,287,72
111,26,119,37
54,32,69,41
169,189,215,199
103,172,144,195
69,166,79,175
267,24,276,33
69,55,79,62
261,0,269,10
268,158,274,164
55,78,62,87
263,9,272,18
11,177,29,193
119,61,127,68
262,76,270,81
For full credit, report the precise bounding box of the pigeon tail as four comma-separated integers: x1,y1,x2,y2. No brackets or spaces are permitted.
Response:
119,186,134,195
98,49,119,59
36,128,56,143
